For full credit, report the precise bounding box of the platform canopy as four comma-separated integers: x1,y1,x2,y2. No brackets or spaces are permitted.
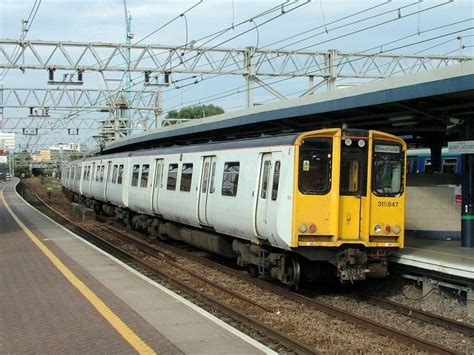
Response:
104,62,474,154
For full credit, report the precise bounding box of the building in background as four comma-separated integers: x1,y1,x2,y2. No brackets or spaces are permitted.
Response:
30,142,83,177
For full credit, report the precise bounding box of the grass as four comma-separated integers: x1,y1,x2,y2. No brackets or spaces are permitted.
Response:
30,176,62,192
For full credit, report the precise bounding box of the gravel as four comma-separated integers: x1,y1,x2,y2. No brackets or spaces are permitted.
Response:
26,178,473,353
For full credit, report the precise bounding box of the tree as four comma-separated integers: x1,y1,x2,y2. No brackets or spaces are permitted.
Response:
13,150,32,177
166,104,224,120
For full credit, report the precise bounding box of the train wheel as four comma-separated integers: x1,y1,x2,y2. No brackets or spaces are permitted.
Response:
286,258,301,289
248,265,259,278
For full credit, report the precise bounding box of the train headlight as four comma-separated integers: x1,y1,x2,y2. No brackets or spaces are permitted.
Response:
393,225,401,234
374,225,382,234
309,224,317,233
299,224,308,233
384,225,391,234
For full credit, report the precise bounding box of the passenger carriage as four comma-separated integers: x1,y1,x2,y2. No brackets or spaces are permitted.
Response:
62,128,406,286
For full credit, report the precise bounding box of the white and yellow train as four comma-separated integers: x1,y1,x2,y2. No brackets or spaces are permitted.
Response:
62,128,406,287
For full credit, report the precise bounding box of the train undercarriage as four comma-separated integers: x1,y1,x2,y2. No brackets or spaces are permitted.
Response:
66,189,390,288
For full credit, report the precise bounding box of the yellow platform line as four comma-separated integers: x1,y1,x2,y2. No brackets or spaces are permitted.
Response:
1,186,156,355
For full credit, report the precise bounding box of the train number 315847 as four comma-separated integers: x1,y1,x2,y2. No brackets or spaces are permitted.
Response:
377,201,399,207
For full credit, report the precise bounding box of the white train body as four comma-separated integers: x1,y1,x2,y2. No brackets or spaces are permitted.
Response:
62,136,295,250
62,129,405,286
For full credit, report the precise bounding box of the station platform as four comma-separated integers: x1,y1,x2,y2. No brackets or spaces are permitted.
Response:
390,236,474,283
0,180,274,354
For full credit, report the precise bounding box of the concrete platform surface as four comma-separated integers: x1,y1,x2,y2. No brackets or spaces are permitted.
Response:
390,236,474,280
0,180,274,354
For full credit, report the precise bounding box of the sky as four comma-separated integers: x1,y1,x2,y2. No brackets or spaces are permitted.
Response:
0,0,473,150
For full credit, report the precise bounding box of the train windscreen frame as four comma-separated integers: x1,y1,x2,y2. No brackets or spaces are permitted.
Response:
298,138,332,195
372,141,404,197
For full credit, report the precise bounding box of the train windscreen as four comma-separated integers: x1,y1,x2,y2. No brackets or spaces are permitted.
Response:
298,138,332,195
372,142,404,196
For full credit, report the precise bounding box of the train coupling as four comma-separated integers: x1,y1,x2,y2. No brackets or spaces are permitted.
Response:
336,248,368,282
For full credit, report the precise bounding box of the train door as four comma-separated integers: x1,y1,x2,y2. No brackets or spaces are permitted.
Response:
255,153,282,239
105,161,112,200
198,156,216,226
338,141,368,240
152,159,164,214
90,162,95,194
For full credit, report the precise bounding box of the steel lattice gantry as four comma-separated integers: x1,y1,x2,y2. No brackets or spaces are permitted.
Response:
1,39,472,149
1,39,472,104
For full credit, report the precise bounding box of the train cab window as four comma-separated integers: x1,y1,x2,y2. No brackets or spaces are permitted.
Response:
111,165,118,184
209,162,216,194
131,164,140,186
117,165,124,184
140,164,150,187
95,165,100,181
372,143,404,196
272,161,281,201
167,164,178,190
442,158,457,174
298,138,332,195
100,165,105,182
260,161,271,199
180,164,193,192
222,162,239,197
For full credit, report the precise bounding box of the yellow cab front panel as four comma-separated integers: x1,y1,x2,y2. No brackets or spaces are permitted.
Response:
292,129,340,247
365,131,406,248
292,129,405,249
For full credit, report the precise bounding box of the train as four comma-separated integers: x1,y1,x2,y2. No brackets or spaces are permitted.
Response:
62,128,407,287
407,148,462,174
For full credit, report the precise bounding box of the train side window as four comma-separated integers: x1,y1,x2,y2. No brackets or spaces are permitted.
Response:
260,161,271,199
180,164,193,192
131,164,140,186
442,158,457,174
222,162,239,197
117,165,124,184
271,161,281,201
86,166,90,180
209,162,216,194
95,165,100,181
167,164,178,190
140,164,150,187
100,165,105,182
424,159,432,173
111,165,118,184
407,158,416,174
83,166,88,180
201,162,210,193
298,138,332,195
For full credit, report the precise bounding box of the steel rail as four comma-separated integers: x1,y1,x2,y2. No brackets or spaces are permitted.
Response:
355,292,474,337
99,220,462,355
98,224,274,313
23,182,317,354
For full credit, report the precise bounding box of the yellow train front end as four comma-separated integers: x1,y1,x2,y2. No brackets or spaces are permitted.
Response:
292,128,406,282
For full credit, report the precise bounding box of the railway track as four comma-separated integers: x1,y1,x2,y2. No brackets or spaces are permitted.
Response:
22,181,472,354
21,182,317,354
100,223,473,351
